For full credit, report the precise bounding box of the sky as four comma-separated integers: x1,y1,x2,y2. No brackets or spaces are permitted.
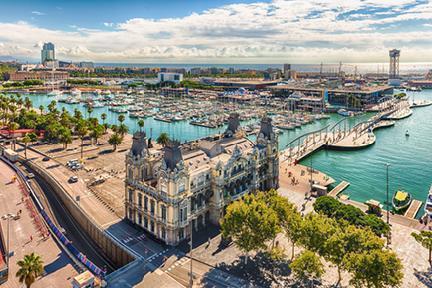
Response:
1,0,432,64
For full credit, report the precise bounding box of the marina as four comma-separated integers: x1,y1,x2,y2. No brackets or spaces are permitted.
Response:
13,88,432,220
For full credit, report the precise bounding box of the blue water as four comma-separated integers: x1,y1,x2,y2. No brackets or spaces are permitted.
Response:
300,90,432,215
26,93,361,148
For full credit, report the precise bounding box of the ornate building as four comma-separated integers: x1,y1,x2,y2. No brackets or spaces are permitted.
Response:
125,114,279,245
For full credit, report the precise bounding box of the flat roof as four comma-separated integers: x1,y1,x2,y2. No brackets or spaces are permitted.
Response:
213,79,280,85
271,84,392,94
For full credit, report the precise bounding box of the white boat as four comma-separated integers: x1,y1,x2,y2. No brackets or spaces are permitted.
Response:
65,97,80,104
337,109,354,117
48,90,62,97
71,88,82,97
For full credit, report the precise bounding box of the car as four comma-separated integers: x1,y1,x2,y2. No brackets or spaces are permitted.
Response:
42,156,50,162
27,173,35,179
67,159,78,167
68,176,78,183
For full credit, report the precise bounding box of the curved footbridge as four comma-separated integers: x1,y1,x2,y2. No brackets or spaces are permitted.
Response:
281,110,399,164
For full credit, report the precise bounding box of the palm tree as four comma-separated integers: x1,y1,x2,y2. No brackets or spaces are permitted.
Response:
156,132,170,146
38,105,44,115
108,133,122,151
76,120,88,159
8,122,19,150
90,124,104,145
137,119,144,132
24,97,32,111
22,135,31,159
59,127,72,149
16,252,44,288
118,114,125,124
101,113,107,133
87,106,94,118
118,123,128,136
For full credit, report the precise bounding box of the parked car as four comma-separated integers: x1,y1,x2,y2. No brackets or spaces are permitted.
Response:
42,156,50,162
68,176,78,183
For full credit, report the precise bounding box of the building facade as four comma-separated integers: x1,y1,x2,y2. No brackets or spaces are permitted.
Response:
9,71,69,82
157,72,183,84
41,42,55,64
125,114,279,245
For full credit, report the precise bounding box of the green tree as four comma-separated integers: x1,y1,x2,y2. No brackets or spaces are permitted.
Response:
27,132,37,144
38,105,44,115
16,252,44,288
21,135,31,159
118,114,125,124
137,119,145,132
59,127,72,149
101,113,107,133
76,119,88,159
299,213,338,256
345,249,403,288
290,250,324,287
87,106,93,118
117,123,128,136
8,121,19,150
220,192,280,264
156,132,170,146
324,222,384,285
411,231,432,267
284,204,303,260
108,133,122,151
90,124,104,145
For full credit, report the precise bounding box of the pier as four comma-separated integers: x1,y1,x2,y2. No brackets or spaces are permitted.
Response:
404,199,422,219
328,181,350,197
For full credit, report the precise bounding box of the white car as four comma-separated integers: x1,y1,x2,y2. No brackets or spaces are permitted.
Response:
68,176,78,183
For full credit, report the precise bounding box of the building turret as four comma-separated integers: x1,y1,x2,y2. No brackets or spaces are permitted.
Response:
130,131,148,158
257,116,275,142
163,140,183,170
224,113,240,138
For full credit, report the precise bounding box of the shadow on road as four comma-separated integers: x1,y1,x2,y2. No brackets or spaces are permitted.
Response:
43,252,69,276
414,267,432,287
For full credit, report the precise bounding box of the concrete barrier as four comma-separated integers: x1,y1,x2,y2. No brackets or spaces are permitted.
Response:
22,160,135,268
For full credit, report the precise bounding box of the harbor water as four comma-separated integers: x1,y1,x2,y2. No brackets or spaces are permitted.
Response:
25,90,432,216
300,90,432,216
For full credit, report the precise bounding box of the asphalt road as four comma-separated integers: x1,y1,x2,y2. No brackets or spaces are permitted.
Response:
27,165,118,273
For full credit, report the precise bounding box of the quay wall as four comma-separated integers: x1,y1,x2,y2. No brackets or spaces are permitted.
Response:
22,159,135,268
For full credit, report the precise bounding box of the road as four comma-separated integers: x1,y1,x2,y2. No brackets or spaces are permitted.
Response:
0,159,77,288
25,164,118,273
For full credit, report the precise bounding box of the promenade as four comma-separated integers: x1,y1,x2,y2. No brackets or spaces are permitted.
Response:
0,160,78,288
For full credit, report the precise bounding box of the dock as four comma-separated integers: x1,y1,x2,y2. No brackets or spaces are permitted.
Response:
404,199,422,219
328,181,350,198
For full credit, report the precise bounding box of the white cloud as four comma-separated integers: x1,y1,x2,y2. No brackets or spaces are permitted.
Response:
0,0,429,63
31,11,45,16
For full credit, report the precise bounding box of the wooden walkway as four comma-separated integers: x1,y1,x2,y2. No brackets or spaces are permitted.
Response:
328,181,350,198
404,199,422,219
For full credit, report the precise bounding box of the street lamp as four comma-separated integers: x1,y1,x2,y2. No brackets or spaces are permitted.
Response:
385,163,391,247
189,217,197,288
1,213,15,266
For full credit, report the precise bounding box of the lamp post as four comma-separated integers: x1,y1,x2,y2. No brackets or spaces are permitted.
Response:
189,217,196,288
2,213,15,266
385,163,391,247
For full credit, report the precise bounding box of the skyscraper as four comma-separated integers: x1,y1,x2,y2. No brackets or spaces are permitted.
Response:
41,42,55,64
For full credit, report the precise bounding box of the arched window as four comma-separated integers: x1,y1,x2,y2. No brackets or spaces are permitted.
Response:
128,167,133,179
